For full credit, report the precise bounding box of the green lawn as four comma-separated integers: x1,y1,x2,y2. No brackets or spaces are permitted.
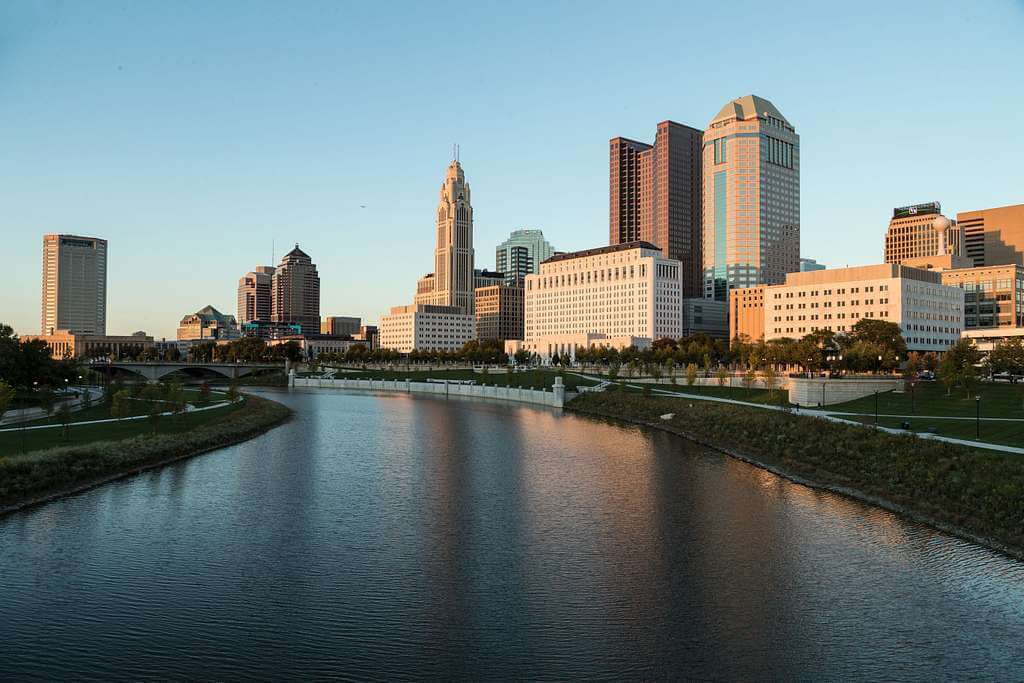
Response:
327,368,601,391
13,388,228,428
611,380,793,406
841,414,1024,449
0,397,242,458
827,381,1024,418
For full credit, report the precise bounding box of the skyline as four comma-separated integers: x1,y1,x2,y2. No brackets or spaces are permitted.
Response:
3,1,1024,339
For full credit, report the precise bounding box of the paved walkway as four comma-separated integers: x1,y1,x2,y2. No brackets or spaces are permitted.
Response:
0,387,106,426
0,400,233,433
613,383,1024,455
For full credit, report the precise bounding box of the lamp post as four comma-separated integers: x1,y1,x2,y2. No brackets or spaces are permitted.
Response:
821,381,826,407
874,390,879,426
910,380,916,415
976,395,981,440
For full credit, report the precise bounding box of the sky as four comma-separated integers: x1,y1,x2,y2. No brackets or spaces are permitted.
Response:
2,0,1023,339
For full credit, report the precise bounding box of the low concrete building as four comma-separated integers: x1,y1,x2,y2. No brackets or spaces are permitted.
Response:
268,334,364,359
379,304,475,353
734,264,964,352
22,330,155,360
938,264,1024,330
177,305,240,341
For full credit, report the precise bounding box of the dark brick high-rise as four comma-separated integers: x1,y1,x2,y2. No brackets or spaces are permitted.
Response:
610,120,703,296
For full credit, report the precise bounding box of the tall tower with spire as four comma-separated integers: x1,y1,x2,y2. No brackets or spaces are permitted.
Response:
414,157,476,314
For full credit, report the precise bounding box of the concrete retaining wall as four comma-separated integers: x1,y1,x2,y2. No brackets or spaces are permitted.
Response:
789,377,902,407
292,376,566,409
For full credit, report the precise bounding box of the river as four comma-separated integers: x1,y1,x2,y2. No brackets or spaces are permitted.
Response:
1,388,1022,680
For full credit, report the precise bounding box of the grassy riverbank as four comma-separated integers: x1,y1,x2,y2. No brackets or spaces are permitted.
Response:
568,392,1024,557
0,394,291,513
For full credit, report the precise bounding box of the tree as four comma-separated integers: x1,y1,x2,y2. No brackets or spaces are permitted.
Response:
763,365,779,397
38,390,55,422
716,365,729,387
226,382,240,403
938,339,983,398
0,379,16,423
198,382,212,406
111,390,131,421
685,363,698,388
846,319,906,371
988,338,1024,381
742,365,757,391
903,351,922,389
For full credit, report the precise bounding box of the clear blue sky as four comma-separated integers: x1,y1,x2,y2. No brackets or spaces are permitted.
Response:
2,0,1022,339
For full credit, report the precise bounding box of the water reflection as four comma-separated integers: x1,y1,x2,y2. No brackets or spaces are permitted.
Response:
0,388,1022,680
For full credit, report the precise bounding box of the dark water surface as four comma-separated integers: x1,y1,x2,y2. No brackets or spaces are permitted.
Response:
2,388,1023,680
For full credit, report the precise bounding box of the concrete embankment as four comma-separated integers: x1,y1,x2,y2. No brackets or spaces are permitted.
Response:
291,376,570,408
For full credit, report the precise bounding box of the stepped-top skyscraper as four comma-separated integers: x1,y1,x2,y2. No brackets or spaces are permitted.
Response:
413,159,476,314
271,244,320,334
41,234,107,335
495,229,554,284
610,120,703,296
702,95,800,301
237,265,276,324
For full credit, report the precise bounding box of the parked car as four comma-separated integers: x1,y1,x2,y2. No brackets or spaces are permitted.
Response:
917,370,935,381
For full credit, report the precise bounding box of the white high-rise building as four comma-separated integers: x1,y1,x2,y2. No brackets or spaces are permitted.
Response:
41,234,107,335
515,241,684,361
414,159,475,315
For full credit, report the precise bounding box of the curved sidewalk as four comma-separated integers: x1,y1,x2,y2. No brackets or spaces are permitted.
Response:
615,383,1024,455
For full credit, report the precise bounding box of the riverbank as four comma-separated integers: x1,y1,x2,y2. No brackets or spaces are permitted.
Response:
0,394,292,515
568,392,1024,561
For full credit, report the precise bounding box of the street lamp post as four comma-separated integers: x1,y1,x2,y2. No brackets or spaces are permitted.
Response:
976,395,981,440
874,390,879,426
910,381,916,415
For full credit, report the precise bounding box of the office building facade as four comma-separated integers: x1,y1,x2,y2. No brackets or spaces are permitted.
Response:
749,264,963,352
939,264,1024,329
237,266,275,325
610,121,703,296
495,229,555,285
884,202,963,265
957,203,1024,267
321,316,361,336
728,285,766,342
702,95,800,301
523,241,684,349
475,284,524,342
272,245,320,334
379,304,475,353
177,305,240,341
41,234,108,335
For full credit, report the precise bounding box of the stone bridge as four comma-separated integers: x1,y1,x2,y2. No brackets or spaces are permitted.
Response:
92,361,285,382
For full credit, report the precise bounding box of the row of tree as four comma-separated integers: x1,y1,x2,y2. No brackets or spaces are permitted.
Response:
0,324,81,390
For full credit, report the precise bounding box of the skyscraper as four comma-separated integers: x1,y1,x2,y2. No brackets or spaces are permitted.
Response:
271,245,320,334
884,202,963,265
495,229,554,285
610,121,703,295
41,234,107,335
237,265,275,324
702,95,800,301
413,159,475,314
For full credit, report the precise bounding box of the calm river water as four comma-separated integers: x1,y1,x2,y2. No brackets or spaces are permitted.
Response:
2,388,1023,680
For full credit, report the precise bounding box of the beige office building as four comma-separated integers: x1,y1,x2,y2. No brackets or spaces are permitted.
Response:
321,316,361,336
379,304,475,353
237,266,275,324
702,95,800,300
754,264,963,351
522,241,684,354
272,245,320,334
23,330,154,360
413,159,475,315
957,203,1024,267
177,305,240,341
884,202,963,265
729,285,766,342
41,234,107,335
939,264,1024,329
